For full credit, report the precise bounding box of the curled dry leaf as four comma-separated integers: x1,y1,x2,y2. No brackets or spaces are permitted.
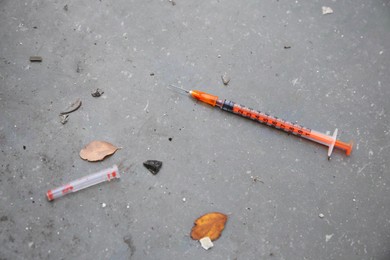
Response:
191,212,228,241
79,141,119,162
60,98,82,115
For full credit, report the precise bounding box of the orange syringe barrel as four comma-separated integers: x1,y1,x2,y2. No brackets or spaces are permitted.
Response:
189,90,353,157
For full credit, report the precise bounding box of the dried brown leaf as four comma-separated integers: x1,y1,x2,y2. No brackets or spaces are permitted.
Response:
191,212,228,241
79,141,119,162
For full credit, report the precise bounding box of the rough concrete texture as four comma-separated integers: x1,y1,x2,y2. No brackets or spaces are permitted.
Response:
1,0,389,259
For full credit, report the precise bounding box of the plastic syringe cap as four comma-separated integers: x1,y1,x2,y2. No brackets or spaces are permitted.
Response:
47,190,54,201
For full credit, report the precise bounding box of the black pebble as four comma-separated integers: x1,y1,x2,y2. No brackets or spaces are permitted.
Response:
23,145,26,150
168,137,172,141
143,160,163,175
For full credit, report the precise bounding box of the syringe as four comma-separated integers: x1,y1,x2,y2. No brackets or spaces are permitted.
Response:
47,165,120,201
169,86,353,158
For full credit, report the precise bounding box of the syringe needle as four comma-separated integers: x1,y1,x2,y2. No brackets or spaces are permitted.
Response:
168,85,190,94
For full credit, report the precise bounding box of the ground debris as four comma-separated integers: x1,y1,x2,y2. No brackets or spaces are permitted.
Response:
251,175,264,183
199,237,213,250
60,98,82,115
76,61,83,73
59,114,69,124
322,6,333,15
168,0,176,6
325,234,334,242
143,160,163,175
91,88,104,97
29,56,42,62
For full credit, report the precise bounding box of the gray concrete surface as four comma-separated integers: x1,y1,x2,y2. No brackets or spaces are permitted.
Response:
1,0,389,259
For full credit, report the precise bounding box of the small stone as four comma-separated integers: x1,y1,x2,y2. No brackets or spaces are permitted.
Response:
199,237,214,250
102,203,106,208
319,213,324,218
182,197,186,202
143,160,163,175
221,73,230,85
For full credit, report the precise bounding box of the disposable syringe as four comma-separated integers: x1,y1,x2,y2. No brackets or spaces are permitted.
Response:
47,165,120,201
169,86,353,158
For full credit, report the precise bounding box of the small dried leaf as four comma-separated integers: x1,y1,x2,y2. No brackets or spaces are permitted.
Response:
191,212,228,241
79,141,119,162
